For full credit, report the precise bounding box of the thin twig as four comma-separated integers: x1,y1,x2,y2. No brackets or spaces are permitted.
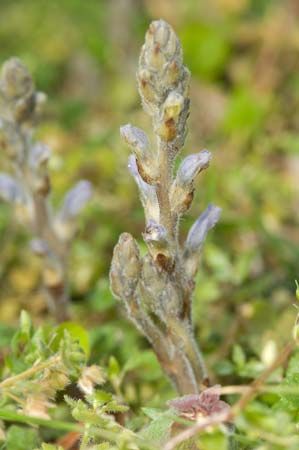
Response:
164,411,229,450
164,341,295,450
0,355,60,390
231,341,294,416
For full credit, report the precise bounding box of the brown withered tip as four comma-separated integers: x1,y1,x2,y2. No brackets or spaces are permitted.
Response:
155,252,174,272
136,158,156,184
183,190,194,211
154,43,161,54
157,117,177,142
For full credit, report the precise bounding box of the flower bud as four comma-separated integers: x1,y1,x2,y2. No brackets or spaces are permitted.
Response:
0,119,23,159
145,20,181,66
13,94,35,123
1,58,33,99
128,155,159,222
120,124,157,183
110,232,141,300
139,254,167,319
138,20,187,115
144,43,166,70
186,204,221,252
138,69,157,110
163,91,184,120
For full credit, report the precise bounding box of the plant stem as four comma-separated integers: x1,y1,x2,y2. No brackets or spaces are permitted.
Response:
31,193,70,322
0,408,81,432
156,140,173,238
0,355,60,390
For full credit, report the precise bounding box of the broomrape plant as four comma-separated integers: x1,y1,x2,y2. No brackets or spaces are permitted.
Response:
0,58,92,322
1,17,299,450
110,19,221,395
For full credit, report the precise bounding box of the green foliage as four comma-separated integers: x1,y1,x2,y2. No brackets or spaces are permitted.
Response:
65,391,133,448
278,351,299,412
5,425,40,450
140,408,175,445
53,322,90,358
196,431,228,450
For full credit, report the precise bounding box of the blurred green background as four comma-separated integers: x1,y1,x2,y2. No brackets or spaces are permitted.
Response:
0,0,298,399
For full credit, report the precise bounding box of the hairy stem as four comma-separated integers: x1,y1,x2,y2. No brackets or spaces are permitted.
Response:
31,193,70,322
156,140,173,238
0,355,60,390
168,319,208,389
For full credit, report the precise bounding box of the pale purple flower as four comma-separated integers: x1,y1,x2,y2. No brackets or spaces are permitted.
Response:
120,124,149,152
143,219,167,244
0,173,24,203
28,142,51,170
30,238,49,256
186,204,221,251
59,180,92,220
128,155,156,201
176,150,211,186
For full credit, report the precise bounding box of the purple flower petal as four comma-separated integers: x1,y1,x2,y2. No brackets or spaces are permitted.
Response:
186,204,221,251
59,180,92,219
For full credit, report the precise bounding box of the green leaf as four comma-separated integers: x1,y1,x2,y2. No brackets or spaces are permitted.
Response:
142,408,165,420
123,350,162,382
279,374,299,411
232,344,246,368
0,408,80,433
278,351,299,411
6,425,40,450
92,390,113,404
214,359,235,376
108,356,121,380
52,322,90,357
94,444,110,450
140,411,174,445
